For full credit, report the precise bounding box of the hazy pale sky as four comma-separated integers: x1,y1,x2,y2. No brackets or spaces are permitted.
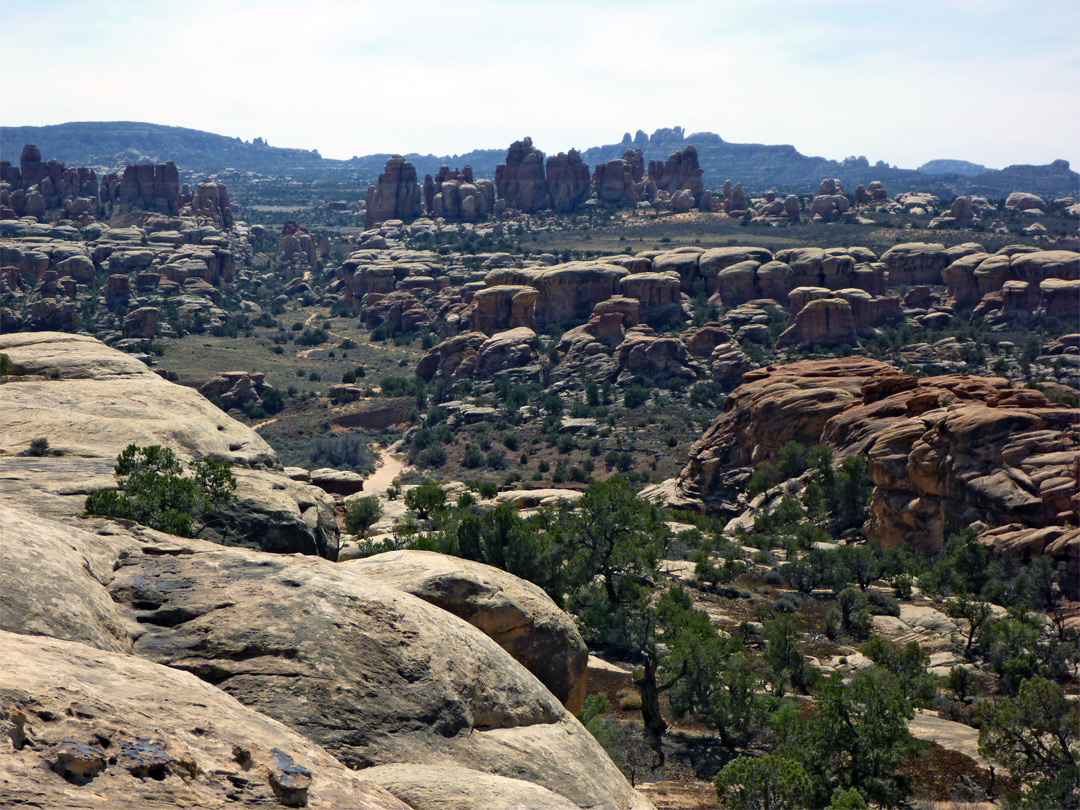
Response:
4,0,1078,169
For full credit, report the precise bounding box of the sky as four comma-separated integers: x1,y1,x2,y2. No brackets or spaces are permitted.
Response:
3,0,1078,170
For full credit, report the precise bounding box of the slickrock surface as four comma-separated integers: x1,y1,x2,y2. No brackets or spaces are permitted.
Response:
0,332,339,556
347,549,589,713
0,630,409,809
104,542,646,810
362,764,596,810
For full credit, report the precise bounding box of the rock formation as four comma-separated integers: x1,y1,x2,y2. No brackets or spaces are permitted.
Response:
424,166,495,220
472,284,539,334
546,150,591,213
0,630,410,810
0,145,101,220
648,145,708,209
592,150,647,208
673,358,1079,582
881,242,950,285
278,220,317,266
485,261,629,326
118,161,181,215
0,332,336,556
0,332,654,810
944,247,1079,310
348,549,589,712
495,138,550,214
365,156,423,229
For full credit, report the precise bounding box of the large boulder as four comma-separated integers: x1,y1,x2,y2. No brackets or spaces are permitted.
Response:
346,549,589,713
0,631,408,810
105,542,648,810
363,764,589,810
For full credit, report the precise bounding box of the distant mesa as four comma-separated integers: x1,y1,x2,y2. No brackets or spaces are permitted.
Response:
918,158,990,176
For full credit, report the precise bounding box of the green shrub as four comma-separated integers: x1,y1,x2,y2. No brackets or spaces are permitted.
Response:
25,437,51,457
85,444,236,537
623,386,648,408
344,496,383,536
404,480,446,518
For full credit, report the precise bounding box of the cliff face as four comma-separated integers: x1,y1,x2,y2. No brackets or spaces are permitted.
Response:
0,333,653,810
674,357,1079,584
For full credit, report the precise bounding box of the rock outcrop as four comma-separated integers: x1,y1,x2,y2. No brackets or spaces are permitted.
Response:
944,248,1079,310
495,138,549,214
546,150,591,213
0,630,410,810
424,166,495,220
0,332,338,557
347,549,589,713
881,242,949,285
104,542,647,810
416,327,544,383
486,261,629,326
647,145,709,209
365,156,423,229
0,331,654,810
592,150,648,208
1,145,101,220
119,162,181,215
674,359,1079,574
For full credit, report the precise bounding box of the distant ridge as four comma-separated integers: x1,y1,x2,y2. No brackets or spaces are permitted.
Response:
0,121,325,176
918,158,989,177
2,121,1076,199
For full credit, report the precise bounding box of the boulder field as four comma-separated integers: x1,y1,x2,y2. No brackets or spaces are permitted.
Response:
0,334,653,810
671,357,1079,588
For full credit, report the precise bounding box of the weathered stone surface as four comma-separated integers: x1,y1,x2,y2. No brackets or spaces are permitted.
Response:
487,261,629,326
777,294,858,348
416,332,487,382
881,242,949,285
0,332,275,466
618,271,684,324
1005,191,1045,211
547,150,590,213
647,145,708,209
473,284,539,334
105,543,644,810
946,249,1078,308
363,289,430,333
0,506,135,654
346,549,588,713
0,630,408,809
0,333,342,558
122,306,159,339
363,764,613,810
677,358,1079,566
674,358,914,511
365,156,423,229
495,137,549,213
190,180,233,229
